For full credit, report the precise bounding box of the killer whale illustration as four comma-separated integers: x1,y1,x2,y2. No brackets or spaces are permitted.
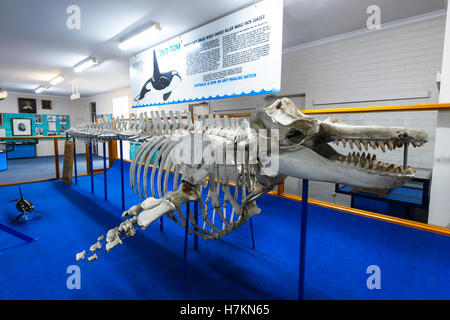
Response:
134,50,182,102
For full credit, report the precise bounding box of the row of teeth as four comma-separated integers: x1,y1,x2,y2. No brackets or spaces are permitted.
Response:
337,152,415,175
333,138,423,152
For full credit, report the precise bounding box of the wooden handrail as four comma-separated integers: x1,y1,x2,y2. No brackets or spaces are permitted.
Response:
117,102,450,121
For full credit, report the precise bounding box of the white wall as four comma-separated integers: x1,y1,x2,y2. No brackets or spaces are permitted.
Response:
0,91,89,156
429,6,450,228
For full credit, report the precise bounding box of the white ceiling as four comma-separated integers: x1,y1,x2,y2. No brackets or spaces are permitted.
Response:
0,0,447,98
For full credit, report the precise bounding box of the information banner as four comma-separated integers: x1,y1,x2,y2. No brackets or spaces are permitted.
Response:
130,0,283,108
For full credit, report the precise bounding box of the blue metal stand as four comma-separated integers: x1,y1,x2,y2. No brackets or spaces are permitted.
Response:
159,216,164,232
103,142,107,200
249,218,256,250
0,223,38,252
119,140,125,211
182,202,191,291
298,179,309,300
73,138,78,185
89,142,94,193
193,201,198,251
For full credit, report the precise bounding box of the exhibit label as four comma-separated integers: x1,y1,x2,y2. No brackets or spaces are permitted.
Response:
62,141,74,186
130,0,283,108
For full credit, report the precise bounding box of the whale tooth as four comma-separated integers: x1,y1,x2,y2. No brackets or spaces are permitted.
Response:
342,140,347,148
335,139,339,146
370,141,377,149
349,140,354,149
363,141,369,151
388,140,394,151
355,140,362,151
379,143,386,152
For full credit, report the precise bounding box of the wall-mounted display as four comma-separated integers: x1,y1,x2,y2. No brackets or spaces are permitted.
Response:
60,115,67,124
48,121,56,131
35,114,43,124
35,127,43,136
18,98,37,114
46,115,57,122
41,100,52,110
60,125,67,132
11,118,32,136
130,0,282,108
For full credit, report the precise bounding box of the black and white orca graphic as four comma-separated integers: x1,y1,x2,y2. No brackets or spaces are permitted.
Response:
134,50,182,102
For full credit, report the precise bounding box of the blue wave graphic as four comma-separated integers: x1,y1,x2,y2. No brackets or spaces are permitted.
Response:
131,88,280,108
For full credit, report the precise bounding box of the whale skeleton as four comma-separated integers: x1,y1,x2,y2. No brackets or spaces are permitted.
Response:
67,98,428,262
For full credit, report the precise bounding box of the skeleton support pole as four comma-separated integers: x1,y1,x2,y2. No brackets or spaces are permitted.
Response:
194,201,198,251
250,218,256,250
120,140,125,211
103,142,107,200
182,202,191,291
73,137,78,185
89,142,94,193
298,179,309,300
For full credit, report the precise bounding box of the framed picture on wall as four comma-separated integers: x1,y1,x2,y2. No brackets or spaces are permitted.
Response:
60,125,67,132
35,127,44,136
12,118,32,136
59,115,67,124
18,98,37,114
0,113,3,126
48,121,56,131
35,114,43,124
47,115,57,122
42,100,52,110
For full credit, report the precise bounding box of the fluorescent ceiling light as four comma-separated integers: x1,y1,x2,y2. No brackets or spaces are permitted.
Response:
50,75,65,85
35,85,46,94
119,23,161,51
0,88,7,101
74,57,98,73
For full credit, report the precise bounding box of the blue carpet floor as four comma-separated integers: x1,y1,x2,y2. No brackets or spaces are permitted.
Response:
0,162,449,299
0,154,104,185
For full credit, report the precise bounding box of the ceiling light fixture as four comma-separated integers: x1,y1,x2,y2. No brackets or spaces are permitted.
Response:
50,75,65,85
35,85,46,94
73,57,98,73
119,22,161,51
0,88,7,101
